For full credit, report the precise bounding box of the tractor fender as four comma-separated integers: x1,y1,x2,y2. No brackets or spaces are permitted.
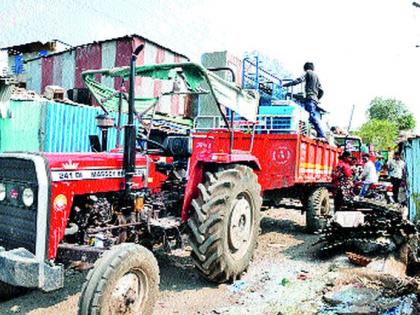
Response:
181,154,261,222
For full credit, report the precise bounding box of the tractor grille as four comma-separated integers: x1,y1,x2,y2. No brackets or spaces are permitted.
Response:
0,158,38,254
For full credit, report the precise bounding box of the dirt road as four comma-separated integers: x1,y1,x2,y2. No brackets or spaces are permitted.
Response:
0,202,342,315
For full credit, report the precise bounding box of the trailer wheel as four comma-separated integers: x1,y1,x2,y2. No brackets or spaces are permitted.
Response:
78,243,159,315
0,281,26,301
305,187,331,233
188,165,262,283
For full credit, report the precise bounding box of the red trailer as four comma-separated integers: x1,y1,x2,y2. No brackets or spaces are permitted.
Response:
0,57,340,314
183,131,339,223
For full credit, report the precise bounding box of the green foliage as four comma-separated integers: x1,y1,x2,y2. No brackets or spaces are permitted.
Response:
367,97,416,131
355,119,398,151
396,114,416,131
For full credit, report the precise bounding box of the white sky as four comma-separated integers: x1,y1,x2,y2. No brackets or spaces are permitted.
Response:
1,0,419,132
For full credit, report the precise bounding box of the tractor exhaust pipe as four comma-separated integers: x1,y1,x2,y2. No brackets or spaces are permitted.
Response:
123,44,144,197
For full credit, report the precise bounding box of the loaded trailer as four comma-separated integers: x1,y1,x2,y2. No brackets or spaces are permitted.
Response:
0,45,339,314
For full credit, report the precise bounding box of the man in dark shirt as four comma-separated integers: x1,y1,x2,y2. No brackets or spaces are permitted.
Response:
283,62,326,139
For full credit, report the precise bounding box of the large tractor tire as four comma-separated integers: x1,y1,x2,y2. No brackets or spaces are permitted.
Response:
0,281,26,301
78,243,159,315
305,187,331,233
188,165,262,283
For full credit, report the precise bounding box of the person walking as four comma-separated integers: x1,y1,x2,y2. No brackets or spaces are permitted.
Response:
332,151,354,211
359,154,378,197
282,62,326,139
388,152,405,203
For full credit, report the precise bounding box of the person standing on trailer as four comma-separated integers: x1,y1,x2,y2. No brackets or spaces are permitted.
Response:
388,151,405,203
282,62,326,139
332,151,354,211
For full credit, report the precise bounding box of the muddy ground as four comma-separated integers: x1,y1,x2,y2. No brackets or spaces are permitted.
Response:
0,201,376,315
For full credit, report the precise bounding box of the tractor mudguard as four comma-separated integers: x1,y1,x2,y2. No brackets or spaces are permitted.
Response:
181,153,261,222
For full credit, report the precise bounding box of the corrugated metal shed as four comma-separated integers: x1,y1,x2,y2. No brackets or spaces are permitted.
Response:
24,34,189,116
0,99,129,153
404,137,420,221
43,102,131,152
0,100,43,152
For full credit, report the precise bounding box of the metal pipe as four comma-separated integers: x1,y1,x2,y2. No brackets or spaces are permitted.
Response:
207,67,236,83
255,56,259,90
123,44,144,198
143,97,160,188
241,57,249,88
116,92,123,148
249,123,256,153
102,128,108,152
229,111,235,153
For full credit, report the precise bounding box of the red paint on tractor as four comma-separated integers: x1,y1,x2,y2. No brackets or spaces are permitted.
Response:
44,152,167,259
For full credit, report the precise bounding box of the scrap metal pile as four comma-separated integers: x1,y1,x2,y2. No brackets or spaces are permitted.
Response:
316,200,420,260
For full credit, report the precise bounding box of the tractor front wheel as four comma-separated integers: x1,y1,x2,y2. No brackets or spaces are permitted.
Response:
188,165,262,283
78,243,159,315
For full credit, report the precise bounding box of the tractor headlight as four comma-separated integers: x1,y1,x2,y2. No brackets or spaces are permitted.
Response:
0,183,5,201
22,187,34,207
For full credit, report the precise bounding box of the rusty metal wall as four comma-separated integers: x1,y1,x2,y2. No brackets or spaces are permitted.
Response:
74,43,102,89
24,35,189,115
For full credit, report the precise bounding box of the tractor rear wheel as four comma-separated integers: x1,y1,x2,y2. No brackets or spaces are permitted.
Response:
78,243,159,315
305,187,331,233
188,165,262,283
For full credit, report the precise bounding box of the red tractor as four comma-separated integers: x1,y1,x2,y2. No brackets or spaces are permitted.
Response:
0,46,340,314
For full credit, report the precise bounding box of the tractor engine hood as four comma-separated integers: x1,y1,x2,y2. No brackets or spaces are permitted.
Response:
44,152,148,183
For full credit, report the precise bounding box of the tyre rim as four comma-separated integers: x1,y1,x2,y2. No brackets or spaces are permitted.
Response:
228,193,253,260
108,269,148,314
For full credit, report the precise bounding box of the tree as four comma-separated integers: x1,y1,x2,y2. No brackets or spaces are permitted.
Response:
367,97,416,131
356,119,398,151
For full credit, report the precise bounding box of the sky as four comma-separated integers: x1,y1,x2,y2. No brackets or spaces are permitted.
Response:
1,0,419,132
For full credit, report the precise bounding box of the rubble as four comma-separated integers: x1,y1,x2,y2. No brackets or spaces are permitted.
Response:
10,86,43,101
316,199,420,314
10,85,82,106
320,267,420,314
317,199,417,257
